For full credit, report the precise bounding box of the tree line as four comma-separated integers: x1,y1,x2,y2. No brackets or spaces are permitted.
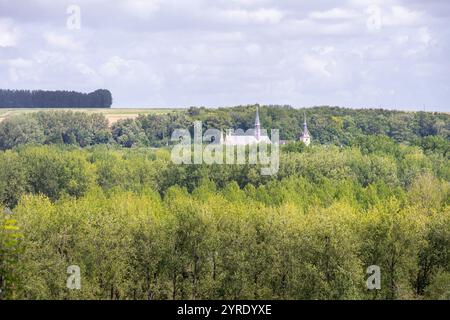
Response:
0,111,111,150
0,106,449,153
110,105,450,148
0,89,112,108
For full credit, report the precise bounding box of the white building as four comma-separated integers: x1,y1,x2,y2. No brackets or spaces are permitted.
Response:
221,107,272,145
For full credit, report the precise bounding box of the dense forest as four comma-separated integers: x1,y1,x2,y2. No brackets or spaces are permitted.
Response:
0,106,449,300
0,89,112,108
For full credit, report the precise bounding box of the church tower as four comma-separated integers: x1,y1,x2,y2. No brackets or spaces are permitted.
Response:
299,111,311,146
255,106,261,141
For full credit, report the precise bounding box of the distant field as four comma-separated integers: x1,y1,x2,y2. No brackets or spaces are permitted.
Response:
0,108,181,126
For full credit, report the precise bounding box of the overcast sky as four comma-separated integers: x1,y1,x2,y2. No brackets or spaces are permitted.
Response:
0,0,449,111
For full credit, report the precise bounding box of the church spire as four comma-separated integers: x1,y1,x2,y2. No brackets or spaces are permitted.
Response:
255,106,261,140
300,110,311,146
303,111,308,134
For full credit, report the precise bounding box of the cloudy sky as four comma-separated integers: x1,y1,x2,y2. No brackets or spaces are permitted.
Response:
0,0,449,110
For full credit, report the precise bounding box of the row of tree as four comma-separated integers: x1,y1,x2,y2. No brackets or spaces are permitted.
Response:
0,89,112,108
103,105,450,147
0,140,448,208
0,107,449,151
0,111,111,150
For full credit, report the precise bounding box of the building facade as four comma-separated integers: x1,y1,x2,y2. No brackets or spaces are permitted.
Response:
221,107,272,145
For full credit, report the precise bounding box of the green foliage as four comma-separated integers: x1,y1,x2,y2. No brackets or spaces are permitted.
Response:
3,175,447,300
414,135,450,157
19,146,93,201
0,151,27,207
0,115,45,150
282,141,306,153
0,111,111,150
112,119,149,148
1,106,449,151
0,142,447,299
425,272,450,300
0,105,448,300
0,208,23,300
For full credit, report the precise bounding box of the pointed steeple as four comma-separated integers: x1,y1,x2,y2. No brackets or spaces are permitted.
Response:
255,106,261,140
303,111,308,135
300,110,311,146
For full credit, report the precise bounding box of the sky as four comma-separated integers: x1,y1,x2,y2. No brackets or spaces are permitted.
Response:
0,0,449,111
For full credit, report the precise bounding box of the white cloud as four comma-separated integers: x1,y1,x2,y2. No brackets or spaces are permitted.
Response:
43,32,83,51
382,6,423,27
302,54,334,78
99,56,130,77
228,0,268,6
280,18,357,37
309,8,359,20
6,58,33,68
99,56,163,87
5,58,37,82
418,27,432,46
120,0,161,18
401,27,436,58
76,63,97,77
222,8,283,24
0,18,20,47
313,46,335,55
245,43,262,57
348,0,394,8
395,34,410,45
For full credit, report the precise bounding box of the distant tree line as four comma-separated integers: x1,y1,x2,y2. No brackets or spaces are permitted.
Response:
110,105,450,148
0,106,448,154
0,111,111,150
112,106,450,156
0,89,112,108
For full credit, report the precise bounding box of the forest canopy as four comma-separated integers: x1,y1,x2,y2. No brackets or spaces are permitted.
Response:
0,106,449,300
0,143,449,300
